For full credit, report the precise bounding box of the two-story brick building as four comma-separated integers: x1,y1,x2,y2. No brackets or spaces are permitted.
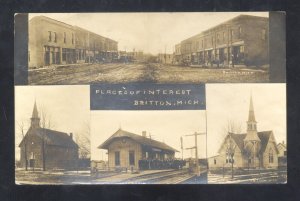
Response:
177,15,269,67
29,16,118,68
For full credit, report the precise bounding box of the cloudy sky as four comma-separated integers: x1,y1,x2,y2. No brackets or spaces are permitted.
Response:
15,86,90,160
29,12,268,54
206,83,286,157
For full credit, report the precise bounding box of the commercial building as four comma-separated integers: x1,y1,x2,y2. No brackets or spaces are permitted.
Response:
173,43,182,64
29,16,118,68
19,102,79,170
157,53,173,64
208,95,279,170
176,15,269,67
98,129,177,171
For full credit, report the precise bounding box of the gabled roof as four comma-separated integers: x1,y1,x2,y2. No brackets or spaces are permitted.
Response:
98,129,178,152
277,142,286,149
19,127,78,149
221,131,277,155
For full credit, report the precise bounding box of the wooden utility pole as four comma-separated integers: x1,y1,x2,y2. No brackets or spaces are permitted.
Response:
185,132,205,176
180,136,183,160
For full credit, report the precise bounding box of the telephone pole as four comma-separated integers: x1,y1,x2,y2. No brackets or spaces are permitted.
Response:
180,136,183,160
185,132,205,176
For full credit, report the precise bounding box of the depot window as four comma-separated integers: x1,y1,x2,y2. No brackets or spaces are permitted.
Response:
115,151,120,166
129,151,135,165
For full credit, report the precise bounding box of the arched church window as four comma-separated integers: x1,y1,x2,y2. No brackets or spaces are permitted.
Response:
269,148,274,163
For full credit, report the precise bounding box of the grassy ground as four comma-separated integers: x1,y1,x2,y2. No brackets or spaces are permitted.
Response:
15,169,91,185
28,62,269,85
208,168,287,184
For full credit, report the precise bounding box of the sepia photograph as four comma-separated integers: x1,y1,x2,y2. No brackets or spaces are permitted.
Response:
90,110,208,184
15,86,91,184
25,12,271,85
206,83,286,184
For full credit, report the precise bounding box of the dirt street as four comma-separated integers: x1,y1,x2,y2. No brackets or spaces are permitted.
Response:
28,63,269,85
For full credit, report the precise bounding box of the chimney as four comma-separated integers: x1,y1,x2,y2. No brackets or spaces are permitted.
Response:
70,133,73,139
142,131,147,137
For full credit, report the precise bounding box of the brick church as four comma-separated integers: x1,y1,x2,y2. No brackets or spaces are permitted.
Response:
208,96,279,169
18,101,79,170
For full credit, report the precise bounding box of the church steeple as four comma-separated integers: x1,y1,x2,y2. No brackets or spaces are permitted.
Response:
244,94,260,142
30,100,40,128
244,94,261,168
248,95,256,122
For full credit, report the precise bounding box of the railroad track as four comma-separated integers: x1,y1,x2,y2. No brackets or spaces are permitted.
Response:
153,172,195,184
119,169,193,184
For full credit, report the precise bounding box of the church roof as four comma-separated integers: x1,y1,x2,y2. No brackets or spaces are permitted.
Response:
227,131,276,154
277,142,286,149
19,127,79,149
98,129,178,152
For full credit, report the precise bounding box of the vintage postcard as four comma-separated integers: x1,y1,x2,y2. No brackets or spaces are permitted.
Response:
14,12,286,185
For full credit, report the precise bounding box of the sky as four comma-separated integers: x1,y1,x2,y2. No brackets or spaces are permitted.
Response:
29,12,268,55
91,110,207,161
206,83,286,157
15,86,90,160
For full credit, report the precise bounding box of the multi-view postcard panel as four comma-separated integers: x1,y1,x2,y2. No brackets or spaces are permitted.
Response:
19,12,278,85
14,12,286,184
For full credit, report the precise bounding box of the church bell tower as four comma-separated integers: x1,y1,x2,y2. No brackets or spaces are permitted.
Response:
30,101,40,128
244,95,261,166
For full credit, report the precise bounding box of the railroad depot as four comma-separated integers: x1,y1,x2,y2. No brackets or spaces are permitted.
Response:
208,95,280,170
29,16,118,68
174,15,269,67
18,102,79,170
98,129,181,171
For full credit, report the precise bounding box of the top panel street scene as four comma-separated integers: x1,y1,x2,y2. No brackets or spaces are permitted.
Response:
27,12,270,85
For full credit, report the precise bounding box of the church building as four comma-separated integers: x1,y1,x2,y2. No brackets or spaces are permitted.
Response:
208,96,279,169
19,102,79,170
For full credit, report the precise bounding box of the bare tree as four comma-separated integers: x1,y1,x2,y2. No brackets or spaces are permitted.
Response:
39,105,55,171
219,120,241,179
227,119,242,134
39,105,55,130
17,121,28,171
226,133,237,179
75,122,91,159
